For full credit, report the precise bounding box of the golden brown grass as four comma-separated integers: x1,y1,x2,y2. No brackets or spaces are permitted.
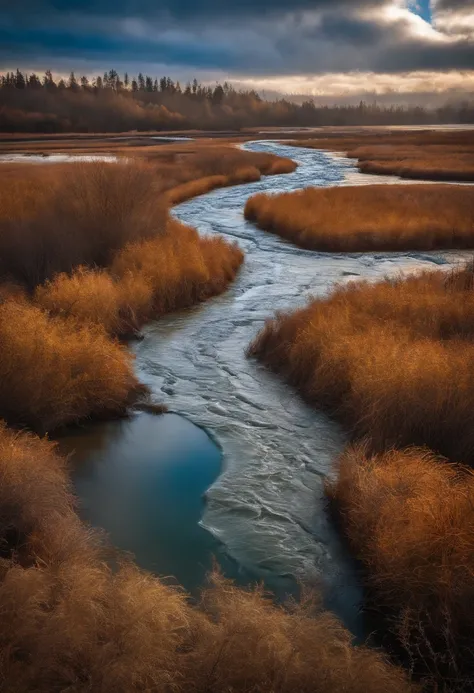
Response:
0,148,258,428
0,145,293,293
357,154,474,181
249,264,474,462
165,174,230,205
289,130,474,182
245,185,474,252
327,444,474,686
0,160,167,289
0,298,140,433
36,220,243,335
0,422,415,692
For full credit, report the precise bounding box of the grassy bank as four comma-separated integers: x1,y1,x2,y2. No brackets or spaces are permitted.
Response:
0,423,415,692
249,262,474,687
0,298,141,434
244,185,474,252
249,264,474,462
327,445,474,687
1,144,297,430
288,130,474,182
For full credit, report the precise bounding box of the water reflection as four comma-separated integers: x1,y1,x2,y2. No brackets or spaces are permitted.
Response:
59,413,222,593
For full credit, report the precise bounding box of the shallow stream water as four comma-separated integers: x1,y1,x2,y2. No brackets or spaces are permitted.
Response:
64,141,465,635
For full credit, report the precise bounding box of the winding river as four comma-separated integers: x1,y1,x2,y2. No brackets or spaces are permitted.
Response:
63,141,465,636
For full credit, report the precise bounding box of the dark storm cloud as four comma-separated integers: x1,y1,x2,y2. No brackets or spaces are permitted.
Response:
16,0,381,20
2,0,474,77
434,0,474,10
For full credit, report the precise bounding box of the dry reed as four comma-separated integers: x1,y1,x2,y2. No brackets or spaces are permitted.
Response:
244,185,474,252
0,423,416,692
249,264,474,462
0,299,140,433
289,131,474,182
327,444,474,687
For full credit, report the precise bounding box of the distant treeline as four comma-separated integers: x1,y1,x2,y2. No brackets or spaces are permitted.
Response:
1,68,473,132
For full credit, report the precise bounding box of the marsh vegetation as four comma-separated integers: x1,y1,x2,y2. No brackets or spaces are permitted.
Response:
245,184,474,252
249,261,474,688
289,130,474,182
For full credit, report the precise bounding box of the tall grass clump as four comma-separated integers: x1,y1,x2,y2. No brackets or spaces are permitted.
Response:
36,221,243,335
0,424,415,692
0,161,167,289
327,444,474,687
111,219,244,317
244,185,474,252
249,264,474,462
0,298,140,433
35,267,154,336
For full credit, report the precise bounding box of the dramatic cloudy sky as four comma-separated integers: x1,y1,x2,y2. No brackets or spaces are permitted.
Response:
1,0,474,103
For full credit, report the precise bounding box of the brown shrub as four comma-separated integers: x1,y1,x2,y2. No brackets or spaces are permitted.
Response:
165,174,229,205
249,265,474,462
0,299,139,432
327,444,474,685
35,222,243,336
0,424,415,693
244,185,474,252
230,165,262,184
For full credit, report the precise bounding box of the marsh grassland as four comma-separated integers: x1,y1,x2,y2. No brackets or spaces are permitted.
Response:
245,184,474,252
0,139,421,692
289,129,474,181
249,260,474,688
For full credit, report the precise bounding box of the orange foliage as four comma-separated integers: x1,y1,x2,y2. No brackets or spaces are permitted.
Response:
37,221,243,335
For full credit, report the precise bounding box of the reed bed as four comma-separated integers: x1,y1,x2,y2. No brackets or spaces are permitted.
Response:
0,423,415,692
0,299,140,433
249,264,474,462
289,130,474,182
244,185,474,252
0,154,248,428
327,444,474,687
36,220,243,335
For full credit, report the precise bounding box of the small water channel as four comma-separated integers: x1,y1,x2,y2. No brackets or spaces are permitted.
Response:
60,140,466,637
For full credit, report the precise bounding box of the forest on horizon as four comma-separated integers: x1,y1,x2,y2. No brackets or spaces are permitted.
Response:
1,68,474,133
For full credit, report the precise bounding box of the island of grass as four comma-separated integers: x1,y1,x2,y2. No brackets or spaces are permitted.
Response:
245,184,474,252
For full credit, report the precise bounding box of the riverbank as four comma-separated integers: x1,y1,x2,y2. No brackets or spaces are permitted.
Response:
0,141,297,432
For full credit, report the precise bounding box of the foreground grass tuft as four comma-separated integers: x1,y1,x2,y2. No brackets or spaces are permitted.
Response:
36,220,244,336
0,423,415,692
0,299,140,433
327,444,474,686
